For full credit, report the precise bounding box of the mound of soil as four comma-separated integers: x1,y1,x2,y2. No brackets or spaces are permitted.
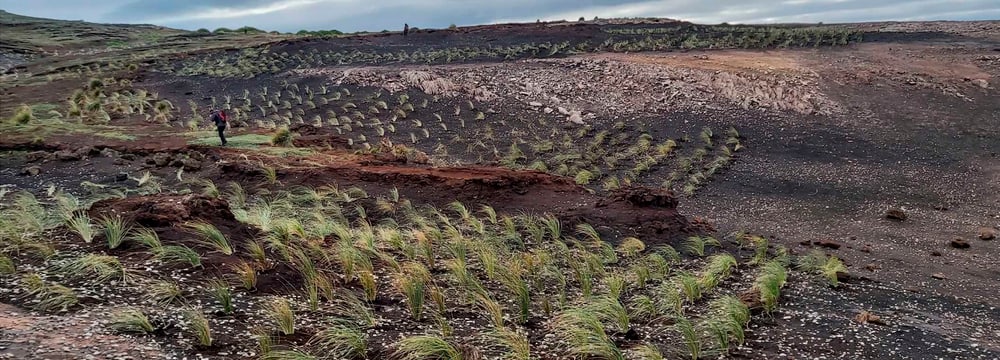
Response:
289,124,351,149
89,194,233,227
565,187,694,246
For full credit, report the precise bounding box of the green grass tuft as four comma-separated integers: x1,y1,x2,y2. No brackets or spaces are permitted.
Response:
392,335,462,360
108,309,154,334
186,221,233,255
306,321,367,359
100,214,132,249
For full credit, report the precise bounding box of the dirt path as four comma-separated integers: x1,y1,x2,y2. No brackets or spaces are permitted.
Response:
0,303,164,359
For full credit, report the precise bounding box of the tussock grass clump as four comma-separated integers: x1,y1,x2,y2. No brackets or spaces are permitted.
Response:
66,211,97,243
22,274,79,312
232,261,257,290
754,260,788,313
616,237,645,258
0,254,15,275
272,127,294,146
8,104,34,125
53,254,126,284
629,343,665,360
306,321,367,359
266,297,295,335
184,309,213,346
153,245,202,267
146,280,184,305
491,327,531,360
130,227,162,249
186,221,233,255
675,316,702,360
100,214,132,249
698,254,737,291
394,262,431,321
682,236,720,257
108,309,155,334
392,335,463,360
798,250,847,286
550,307,623,360
261,350,316,360
207,278,234,314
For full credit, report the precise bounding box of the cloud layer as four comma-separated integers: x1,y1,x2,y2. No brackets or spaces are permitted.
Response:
1,0,997,33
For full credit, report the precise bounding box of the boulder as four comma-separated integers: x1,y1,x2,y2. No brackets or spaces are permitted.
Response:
971,79,989,89
949,238,970,249
567,111,585,125
885,208,907,221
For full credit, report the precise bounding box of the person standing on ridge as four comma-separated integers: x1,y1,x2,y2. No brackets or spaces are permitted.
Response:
403,23,409,36
209,109,228,146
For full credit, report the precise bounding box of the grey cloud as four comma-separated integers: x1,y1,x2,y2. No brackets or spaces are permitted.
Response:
0,0,997,33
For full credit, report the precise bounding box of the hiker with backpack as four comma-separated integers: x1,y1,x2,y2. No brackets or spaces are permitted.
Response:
209,109,228,146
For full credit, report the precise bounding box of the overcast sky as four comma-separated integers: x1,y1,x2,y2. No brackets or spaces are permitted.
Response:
1,0,998,33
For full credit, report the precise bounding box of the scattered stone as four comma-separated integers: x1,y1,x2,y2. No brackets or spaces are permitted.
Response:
978,227,996,241
813,239,843,250
26,151,51,163
854,311,886,325
148,153,172,167
567,111,584,125
543,107,553,114
557,107,570,115
931,273,947,280
115,173,129,182
949,238,970,249
179,158,202,171
528,101,543,107
885,208,907,221
971,79,989,89
120,153,137,161
860,244,872,253
54,150,81,161
100,148,120,158
930,250,942,256
20,166,41,176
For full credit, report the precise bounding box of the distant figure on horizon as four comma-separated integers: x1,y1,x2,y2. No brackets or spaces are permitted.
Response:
403,23,409,36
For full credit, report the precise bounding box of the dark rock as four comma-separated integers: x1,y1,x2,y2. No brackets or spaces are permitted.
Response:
813,240,843,250
115,173,129,182
180,158,202,171
978,227,996,241
150,153,172,167
121,153,137,161
73,146,94,158
885,208,907,221
20,166,41,176
54,150,80,161
26,151,51,163
930,250,942,256
949,238,970,249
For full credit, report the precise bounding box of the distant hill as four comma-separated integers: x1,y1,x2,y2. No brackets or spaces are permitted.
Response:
0,9,188,55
